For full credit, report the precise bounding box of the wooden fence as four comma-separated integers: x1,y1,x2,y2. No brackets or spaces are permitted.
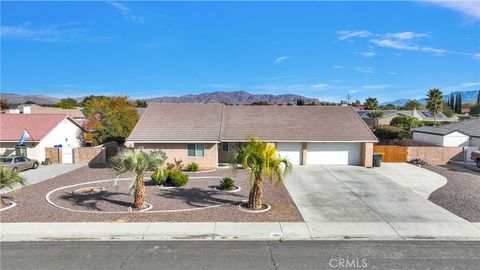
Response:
373,146,408,163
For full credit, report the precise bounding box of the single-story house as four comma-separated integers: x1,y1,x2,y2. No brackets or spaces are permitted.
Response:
126,103,378,168
0,114,87,163
357,109,457,126
412,117,480,147
9,104,86,124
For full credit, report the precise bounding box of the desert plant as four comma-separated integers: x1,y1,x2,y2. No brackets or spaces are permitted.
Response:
218,177,235,191
366,111,384,126
390,115,423,131
166,170,189,187
186,162,199,172
151,169,168,185
167,158,183,171
364,97,379,110
231,137,292,210
111,149,166,208
0,166,24,205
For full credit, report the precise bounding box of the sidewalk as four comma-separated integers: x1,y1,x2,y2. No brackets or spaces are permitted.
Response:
2,221,480,242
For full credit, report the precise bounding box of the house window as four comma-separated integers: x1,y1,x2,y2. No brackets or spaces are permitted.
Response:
187,143,205,157
222,142,229,152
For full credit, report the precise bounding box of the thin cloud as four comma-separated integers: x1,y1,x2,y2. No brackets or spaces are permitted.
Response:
421,0,480,20
332,65,344,69
336,30,372,41
310,83,329,89
274,56,290,64
360,51,376,57
461,82,480,87
362,84,393,89
1,23,89,42
107,1,145,24
354,67,375,74
385,31,429,40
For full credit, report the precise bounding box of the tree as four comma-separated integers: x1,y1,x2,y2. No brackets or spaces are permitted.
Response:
477,90,480,104
0,99,9,110
352,100,362,107
364,97,379,110
0,166,24,205
231,137,292,210
366,111,384,126
83,96,139,145
426,88,444,122
135,100,148,108
111,149,166,208
390,115,422,131
296,98,305,106
404,99,422,110
454,92,462,114
380,104,396,110
470,103,480,116
55,97,79,109
24,100,37,105
449,92,455,110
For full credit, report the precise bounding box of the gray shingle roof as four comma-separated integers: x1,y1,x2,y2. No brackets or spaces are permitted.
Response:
128,104,378,142
413,117,480,137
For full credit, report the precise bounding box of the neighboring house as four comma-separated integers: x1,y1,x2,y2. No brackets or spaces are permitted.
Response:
357,109,457,126
412,117,480,147
0,114,87,163
126,103,378,168
10,104,86,124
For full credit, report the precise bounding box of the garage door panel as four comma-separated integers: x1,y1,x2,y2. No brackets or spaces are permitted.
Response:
276,143,302,165
307,143,360,165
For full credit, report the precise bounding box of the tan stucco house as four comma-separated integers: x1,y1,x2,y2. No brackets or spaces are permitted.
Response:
126,103,378,168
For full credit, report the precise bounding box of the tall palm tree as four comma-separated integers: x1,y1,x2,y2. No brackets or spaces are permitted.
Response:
426,88,444,122
231,137,292,210
364,97,379,110
0,166,24,205
111,149,166,208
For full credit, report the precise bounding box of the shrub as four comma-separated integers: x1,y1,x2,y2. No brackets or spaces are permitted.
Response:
218,177,235,191
390,115,422,131
186,162,199,172
373,125,411,142
167,158,183,171
166,170,189,187
151,169,168,185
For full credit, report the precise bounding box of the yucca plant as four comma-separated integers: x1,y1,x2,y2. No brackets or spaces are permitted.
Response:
111,149,166,208
0,166,24,205
218,177,235,191
231,137,292,210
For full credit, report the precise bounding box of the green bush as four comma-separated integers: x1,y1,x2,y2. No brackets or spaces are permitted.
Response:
186,162,199,172
373,125,411,141
420,121,452,127
151,169,168,185
218,177,235,190
166,170,189,187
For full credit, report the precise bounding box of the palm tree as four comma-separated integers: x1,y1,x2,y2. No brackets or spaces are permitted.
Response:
111,149,166,208
366,111,384,126
364,97,379,110
0,166,24,205
426,88,444,122
231,137,292,210
404,99,422,110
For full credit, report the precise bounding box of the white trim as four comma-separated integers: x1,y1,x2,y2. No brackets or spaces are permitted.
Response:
220,140,377,143
129,140,220,144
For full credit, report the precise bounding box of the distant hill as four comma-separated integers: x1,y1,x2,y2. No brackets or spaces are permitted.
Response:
1,91,321,105
0,93,61,104
383,90,480,106
145,91,321,104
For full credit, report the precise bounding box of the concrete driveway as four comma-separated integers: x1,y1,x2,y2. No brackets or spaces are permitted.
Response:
284,164,480,240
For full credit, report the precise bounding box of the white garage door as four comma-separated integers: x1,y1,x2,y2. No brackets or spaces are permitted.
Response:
276,142,302,165
307,143,360,165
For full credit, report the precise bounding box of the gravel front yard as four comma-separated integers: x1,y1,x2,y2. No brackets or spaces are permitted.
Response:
426,165,480,222
0,166,303,222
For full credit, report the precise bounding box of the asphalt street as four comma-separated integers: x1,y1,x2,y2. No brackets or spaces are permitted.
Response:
1,241,480,270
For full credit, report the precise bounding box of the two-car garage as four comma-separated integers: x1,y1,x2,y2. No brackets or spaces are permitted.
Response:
276,142,361,166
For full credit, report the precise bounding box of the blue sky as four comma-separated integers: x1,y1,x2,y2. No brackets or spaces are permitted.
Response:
1,1,479,103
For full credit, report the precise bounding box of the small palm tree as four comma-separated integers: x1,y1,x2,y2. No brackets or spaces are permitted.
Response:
426,88,444,122
366,111,384,126
231,137,292,210
0,166,24,205
111,149,166,208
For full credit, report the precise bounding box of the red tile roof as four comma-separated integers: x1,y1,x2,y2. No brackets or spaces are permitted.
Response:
0,114,68,142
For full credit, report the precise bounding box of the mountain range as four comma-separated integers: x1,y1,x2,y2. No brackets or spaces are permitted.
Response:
0,91,320,105
383,90,480,106
1,89,478,106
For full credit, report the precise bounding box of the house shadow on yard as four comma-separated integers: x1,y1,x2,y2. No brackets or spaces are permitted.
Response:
159,187,245,208
59,191,133,211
